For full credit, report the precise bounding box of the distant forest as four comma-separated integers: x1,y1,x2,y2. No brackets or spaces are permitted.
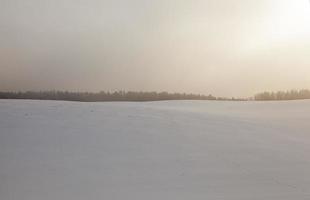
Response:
0,91,244,102
254,89,310,101
0,89,310,102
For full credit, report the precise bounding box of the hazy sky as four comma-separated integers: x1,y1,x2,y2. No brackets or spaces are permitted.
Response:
1,0,310,97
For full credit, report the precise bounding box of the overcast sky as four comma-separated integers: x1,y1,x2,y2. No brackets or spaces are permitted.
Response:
1,0,310,97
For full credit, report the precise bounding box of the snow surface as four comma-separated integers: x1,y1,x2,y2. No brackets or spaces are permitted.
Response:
1,99,310,200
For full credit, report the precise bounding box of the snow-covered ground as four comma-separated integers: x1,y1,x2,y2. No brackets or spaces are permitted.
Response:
1,99,310,200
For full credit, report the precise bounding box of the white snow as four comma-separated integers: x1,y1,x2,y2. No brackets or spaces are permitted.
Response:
1,99,310,200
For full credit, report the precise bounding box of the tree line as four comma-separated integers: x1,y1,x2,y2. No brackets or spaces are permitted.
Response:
1,89,310,102
0,91,243,102
254,89,310,101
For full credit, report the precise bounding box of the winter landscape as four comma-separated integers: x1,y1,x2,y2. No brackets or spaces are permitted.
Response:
2,0,310,199
1,99,310,200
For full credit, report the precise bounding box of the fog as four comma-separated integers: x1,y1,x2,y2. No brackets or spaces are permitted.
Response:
1,0,310,97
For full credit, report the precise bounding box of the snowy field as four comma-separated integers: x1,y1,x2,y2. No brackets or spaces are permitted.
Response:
1,99,310,200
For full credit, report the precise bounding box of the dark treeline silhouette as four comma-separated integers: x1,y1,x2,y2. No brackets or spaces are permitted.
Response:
255,89,310,101
2,90,310,102
0,91,246,102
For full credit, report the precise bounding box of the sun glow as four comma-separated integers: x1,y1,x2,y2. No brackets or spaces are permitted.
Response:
241,0,310,54
266,0,310,41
